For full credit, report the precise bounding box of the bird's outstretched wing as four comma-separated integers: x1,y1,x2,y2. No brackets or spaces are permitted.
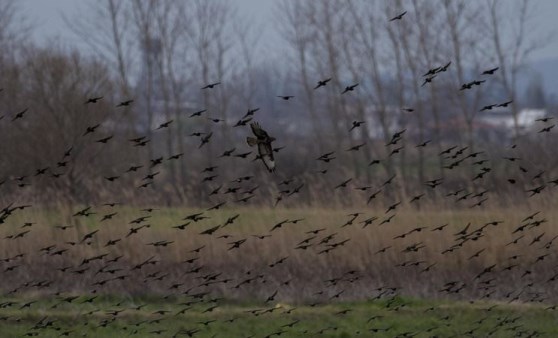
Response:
250,122,269,139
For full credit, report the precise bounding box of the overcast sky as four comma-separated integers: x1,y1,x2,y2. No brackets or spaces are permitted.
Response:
20,0,558,62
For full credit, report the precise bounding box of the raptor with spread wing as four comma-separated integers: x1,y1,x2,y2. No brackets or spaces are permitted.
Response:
247,122,276,172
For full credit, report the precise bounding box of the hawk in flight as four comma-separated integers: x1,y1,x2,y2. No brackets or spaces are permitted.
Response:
247,122,276,172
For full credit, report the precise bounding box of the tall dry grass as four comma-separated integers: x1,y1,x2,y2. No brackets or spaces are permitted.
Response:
0,203,556,304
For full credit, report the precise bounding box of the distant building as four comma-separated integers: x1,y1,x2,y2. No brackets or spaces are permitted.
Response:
476,108,547,142
477,107,547,136
359,105,550,144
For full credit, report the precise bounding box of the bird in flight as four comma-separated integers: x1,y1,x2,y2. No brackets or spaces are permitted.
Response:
199,132,213,148
342,84,359,94
389,11,407,22
277,95,294,100
202,82,221,89
481,67,499,75
314,78,332,89
116,100,133,107
247,122,276,172
497,100,513,107
11,108,28,122
349,121,365,132
85,96,103,104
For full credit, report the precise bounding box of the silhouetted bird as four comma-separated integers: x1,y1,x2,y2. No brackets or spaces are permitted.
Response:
349,121,365,131
11,108,28,121
389,11,407,21
277,95,294,100
201,82,221,89
341,83,359,94
116,99,133,107
199,132,213,148
85,96,103,104
481,67,499,75
314,78,332,89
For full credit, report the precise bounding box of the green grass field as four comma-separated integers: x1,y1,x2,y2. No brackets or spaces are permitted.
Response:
0,295,556,337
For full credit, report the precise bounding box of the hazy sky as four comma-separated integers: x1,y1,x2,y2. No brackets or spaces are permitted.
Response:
20,0,558,62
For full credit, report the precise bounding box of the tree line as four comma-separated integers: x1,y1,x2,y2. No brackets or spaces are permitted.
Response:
0,0,555,208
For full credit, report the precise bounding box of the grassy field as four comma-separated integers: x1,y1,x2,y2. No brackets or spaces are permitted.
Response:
1,205,557,302
1,205,557,336
0,295,556,337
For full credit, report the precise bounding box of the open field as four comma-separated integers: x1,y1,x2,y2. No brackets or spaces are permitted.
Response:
0,0,556,336
1,205,557,304
0,296,556,337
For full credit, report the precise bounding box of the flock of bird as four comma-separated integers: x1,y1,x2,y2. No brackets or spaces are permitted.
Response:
0,8,556,338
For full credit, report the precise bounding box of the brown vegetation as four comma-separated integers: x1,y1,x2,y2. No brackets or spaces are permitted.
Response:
1,205,557,304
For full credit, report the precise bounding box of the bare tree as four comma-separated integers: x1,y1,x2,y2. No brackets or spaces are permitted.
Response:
346,1,400,187
486,0,549,139
440,0,488,185
277,1,324,153
64,1,135,96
